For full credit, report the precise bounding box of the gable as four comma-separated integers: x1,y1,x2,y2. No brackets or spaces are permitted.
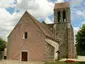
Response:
8,11,53,38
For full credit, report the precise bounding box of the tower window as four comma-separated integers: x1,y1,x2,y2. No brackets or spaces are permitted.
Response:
63,10,66,22
24,32,28,39
57,11,61,23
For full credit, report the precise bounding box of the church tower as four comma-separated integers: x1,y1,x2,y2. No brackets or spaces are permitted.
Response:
54,2,76,58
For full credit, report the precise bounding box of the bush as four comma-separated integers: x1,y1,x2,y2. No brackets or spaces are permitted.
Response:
0,38,6,51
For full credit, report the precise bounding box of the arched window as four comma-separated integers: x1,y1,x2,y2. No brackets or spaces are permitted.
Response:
57,11,61,23
24,32,28,39
63,10,66,22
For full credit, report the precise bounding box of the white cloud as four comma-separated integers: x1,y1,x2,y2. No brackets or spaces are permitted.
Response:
0,8,12,40
55,0,64,3
44,17,53,24
76,10,85,17
73,27,80,35
73,9,85,20
0,0,15,8
0,8,24,41
0,0,76,41
71,7,85,22
0,8,54,41
76,10,83,16
15,0,54,19
73,27,80,43
81,21,85,24
0,0,54,41
69,0,83,7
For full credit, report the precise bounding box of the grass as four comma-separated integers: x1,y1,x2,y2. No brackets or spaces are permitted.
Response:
45,61,66,64
44,61,85,64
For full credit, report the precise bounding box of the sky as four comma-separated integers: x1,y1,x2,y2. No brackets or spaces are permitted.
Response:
0,0,84,41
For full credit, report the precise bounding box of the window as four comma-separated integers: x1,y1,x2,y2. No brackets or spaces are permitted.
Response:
57,11,61,23
24,32,28,39
63,10,66,22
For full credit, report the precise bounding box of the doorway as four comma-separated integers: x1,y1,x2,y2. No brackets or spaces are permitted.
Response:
21,52,28,61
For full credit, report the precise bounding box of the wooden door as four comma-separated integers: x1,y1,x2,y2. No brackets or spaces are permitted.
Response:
22,52,28,61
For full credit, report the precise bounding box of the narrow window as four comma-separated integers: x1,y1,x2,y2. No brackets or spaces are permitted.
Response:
24,32,28,39
57,11,61,23
63,10,66,22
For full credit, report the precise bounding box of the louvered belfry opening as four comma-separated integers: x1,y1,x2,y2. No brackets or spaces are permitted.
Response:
63,10,66,22
57,11,61,23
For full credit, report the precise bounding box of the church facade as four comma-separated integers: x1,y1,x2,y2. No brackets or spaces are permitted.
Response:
7,2,76,61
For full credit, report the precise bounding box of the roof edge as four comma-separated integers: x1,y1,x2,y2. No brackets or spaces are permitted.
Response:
7,11,28,38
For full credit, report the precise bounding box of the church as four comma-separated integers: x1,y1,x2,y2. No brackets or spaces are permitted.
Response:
7,2,76,61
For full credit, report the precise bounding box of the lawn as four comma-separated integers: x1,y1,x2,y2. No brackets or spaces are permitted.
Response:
44,61,85,64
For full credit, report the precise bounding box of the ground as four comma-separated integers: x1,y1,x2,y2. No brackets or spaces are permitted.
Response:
0,60,85,64
0,59,85,64
0,56,85,64
45,61,85,64
0,60,44,64
60,56,85,62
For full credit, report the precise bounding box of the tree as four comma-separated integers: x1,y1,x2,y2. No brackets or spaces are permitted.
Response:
0,38,6,51
76,24,85,55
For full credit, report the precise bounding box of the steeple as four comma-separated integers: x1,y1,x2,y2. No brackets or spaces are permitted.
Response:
54,2,71,23
53,2,76,59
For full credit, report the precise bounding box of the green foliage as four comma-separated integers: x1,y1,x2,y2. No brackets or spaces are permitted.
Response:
76,24,85,55
0,38,6,51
